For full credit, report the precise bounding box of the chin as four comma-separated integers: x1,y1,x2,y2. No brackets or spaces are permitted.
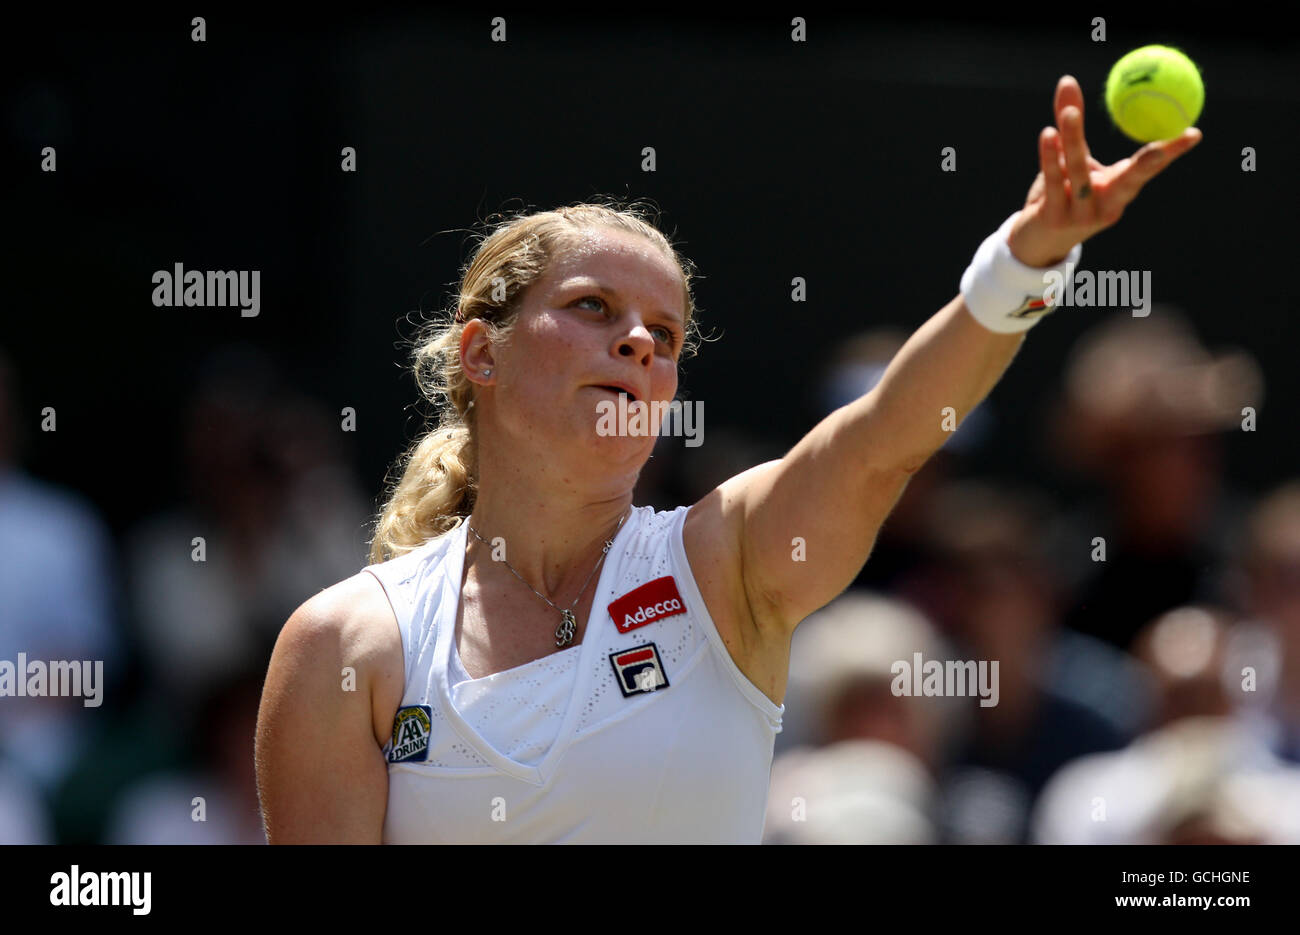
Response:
584,430,655,468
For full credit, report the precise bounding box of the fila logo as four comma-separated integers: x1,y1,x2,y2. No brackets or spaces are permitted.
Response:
609,643,670,697
608,576,687,633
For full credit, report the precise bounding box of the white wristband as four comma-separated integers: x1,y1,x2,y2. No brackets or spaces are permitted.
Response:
959,211,1083,333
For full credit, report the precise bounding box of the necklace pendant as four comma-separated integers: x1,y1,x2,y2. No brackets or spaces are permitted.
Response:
556,609,578,647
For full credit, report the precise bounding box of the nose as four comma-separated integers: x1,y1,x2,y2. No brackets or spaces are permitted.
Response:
616,321,655,364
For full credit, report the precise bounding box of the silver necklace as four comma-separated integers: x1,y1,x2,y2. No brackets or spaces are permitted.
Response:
466,507,630,647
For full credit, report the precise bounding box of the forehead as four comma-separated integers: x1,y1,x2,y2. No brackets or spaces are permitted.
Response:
544,228,684,309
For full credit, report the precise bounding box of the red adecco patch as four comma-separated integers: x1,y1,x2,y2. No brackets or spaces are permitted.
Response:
608,576,687,633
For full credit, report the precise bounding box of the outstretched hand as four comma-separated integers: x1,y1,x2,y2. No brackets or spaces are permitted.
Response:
1006,75,1202,268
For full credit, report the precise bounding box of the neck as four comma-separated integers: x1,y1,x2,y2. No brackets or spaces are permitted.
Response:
465,479,633,604
463,402,645,601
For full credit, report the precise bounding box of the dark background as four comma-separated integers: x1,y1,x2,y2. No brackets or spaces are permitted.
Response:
6,11,1297,533
2,9,1298,846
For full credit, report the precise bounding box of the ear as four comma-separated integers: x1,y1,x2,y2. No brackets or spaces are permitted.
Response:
460,319,498,384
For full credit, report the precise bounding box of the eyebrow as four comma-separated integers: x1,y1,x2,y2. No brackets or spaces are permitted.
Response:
563,279,685,328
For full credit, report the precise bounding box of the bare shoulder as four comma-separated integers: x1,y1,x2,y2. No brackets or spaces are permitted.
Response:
282,571,405,749
682,459,791,706
257,571,401,843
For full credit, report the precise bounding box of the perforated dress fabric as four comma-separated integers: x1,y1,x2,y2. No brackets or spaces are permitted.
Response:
363,504,784,843
449,640,582,768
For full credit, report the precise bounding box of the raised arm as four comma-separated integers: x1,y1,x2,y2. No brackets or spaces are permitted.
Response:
729,75,1202,635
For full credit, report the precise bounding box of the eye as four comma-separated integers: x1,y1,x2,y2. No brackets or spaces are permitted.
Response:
576,295,610,314
576,296,678,349
651,325,676,345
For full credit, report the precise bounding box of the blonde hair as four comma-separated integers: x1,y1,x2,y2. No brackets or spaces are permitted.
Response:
367,199,704,565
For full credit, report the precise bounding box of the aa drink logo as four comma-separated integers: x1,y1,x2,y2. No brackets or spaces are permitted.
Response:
388,705,433,763
608,576,687,633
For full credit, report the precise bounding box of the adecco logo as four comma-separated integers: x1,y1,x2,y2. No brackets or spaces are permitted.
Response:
608,577,688,633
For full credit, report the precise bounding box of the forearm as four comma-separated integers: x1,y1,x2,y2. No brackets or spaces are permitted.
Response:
735,292,1028,627
848,295,1025,475
731,74,1199,634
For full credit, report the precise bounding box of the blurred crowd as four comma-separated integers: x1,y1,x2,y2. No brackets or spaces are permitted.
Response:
753,309,1298,844
0,346,371,843
1,305,1294,844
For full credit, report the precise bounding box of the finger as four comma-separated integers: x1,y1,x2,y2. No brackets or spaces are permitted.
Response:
1059,142,1106,178
1107,128,1202,205
1130,128,1203,177
1151,127,1203,162
1059,107,1092,204
1025,171,1046,206
1039,127,1067,216
1054,75,1092,160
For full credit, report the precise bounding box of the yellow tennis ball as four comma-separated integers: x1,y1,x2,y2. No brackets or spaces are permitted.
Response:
1105,45,1204,142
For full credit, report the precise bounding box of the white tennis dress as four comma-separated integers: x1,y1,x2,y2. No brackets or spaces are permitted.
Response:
363,504,784,844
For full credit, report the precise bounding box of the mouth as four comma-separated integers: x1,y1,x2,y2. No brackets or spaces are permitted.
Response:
592,385,638,403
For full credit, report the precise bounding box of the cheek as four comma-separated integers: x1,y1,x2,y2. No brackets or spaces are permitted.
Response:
654,360,680,401
493,367,568,439
502,328,574,399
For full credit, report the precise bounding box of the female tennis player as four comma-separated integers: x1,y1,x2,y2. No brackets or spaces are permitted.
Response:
255,76,1200,843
